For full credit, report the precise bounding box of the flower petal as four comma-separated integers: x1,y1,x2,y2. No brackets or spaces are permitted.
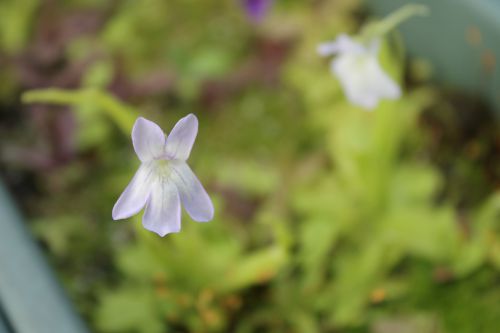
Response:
170,161,214,222
112,163,154,220
132,117,166,162
335,34,366,53
244,0,272,21
165,114,198,161
142,178,181,236
368,60,402,100
332,53,400,110
318,34,366,57
317,42,339,56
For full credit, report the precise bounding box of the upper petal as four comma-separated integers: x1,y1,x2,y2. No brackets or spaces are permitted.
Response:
112,163,155,220
317,42,340,57
335,34,366,54
170,161,214,222
142,178,181,237
317,34,367,56
132,117,166,162
164,114,198,161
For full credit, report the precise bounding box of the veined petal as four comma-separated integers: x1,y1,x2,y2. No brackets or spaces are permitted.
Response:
165,114,198,161
143,178,181,236
112,163,154,220
132,117,166,162
170,161,214,222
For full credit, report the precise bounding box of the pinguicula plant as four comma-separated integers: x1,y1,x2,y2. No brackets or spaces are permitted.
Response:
318,4,428,110
112,115,214,236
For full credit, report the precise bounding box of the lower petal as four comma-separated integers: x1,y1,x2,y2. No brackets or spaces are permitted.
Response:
366,59,401,100
332,55,400,110
112,164,154,220
170,161,214,222
143,179,181,236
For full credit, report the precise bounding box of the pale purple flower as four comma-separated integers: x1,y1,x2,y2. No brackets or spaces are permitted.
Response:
318,34,401,110
243,0,273,21
112,114,214,236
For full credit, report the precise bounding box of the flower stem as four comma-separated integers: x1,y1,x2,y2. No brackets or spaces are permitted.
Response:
360,4,429,41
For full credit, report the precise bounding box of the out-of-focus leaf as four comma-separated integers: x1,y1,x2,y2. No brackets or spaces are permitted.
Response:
382,207,457,261
0,0,38,53
371,313,441,333
215,158,280,196
116,243,164,281
96,288,163,333
221,246,288,292
390,164,441,207
298,217,341,289
22,88,137,135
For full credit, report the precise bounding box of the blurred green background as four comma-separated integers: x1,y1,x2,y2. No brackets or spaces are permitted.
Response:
0,0,499,332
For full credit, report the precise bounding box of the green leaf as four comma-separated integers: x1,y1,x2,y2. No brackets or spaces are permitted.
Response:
221,246,288,292
22,88,137,135
96,288,163,333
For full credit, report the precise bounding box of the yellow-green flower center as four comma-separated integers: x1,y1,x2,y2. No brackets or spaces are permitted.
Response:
152,159,173,179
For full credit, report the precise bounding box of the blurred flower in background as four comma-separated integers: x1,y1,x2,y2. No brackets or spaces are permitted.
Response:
242,0,273,21
318,35,401,109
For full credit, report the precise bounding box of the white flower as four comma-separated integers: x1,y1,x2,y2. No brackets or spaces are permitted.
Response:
112,114,214,236
317,34,401,110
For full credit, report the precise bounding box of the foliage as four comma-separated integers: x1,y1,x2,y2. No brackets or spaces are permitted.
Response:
1,0,499,332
